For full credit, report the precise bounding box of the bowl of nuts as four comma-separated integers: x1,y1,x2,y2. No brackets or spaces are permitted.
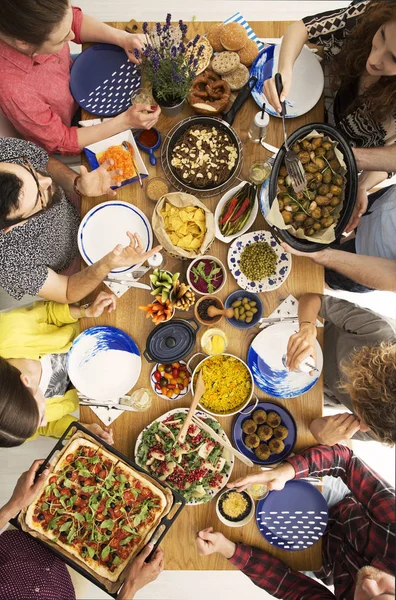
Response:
225,291,263,329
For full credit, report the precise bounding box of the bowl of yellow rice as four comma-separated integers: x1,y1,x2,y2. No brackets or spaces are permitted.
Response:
190,353,254,417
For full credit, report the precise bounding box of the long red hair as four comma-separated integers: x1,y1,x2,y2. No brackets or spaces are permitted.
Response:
331,0,396,120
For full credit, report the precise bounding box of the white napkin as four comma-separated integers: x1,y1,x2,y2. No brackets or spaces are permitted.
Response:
78,118,112,127
259,294,324,329
89,405,125,426
104,266,150,298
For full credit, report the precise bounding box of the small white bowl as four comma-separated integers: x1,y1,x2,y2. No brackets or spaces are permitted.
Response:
150,361,191,400
216,490,254,528
186,255,227,296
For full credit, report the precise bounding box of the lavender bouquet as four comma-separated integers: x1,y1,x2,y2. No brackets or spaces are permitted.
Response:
135,15,205,106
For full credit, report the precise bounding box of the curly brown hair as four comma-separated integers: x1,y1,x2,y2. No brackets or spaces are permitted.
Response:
340,341,396,446
331,0,396,121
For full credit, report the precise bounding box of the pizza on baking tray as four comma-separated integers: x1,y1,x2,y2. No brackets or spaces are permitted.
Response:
25,439,168,582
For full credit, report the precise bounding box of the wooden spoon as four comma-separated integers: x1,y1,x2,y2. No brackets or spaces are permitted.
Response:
177,371,206,444
207,305,234,318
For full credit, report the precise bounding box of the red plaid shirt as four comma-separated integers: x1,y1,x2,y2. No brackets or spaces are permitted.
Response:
230,445,395,599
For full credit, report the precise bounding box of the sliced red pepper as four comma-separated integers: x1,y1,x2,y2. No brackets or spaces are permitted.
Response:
230,197,250,222
219,196,239,225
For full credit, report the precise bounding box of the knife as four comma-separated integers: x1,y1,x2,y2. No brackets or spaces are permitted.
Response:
122,140,143,188
261,140,280,154
104,279,151,289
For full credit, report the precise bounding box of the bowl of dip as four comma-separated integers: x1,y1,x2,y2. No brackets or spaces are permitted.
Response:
186,255,226,296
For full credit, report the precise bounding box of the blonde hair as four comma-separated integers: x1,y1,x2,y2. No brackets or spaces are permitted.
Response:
340,342,396,446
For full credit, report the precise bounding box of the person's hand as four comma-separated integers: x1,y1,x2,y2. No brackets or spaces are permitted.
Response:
310,413,362,446
9,460,50,512
287,322,317,374
80,423,114,445
196,528,236,559
118,545,164,599
77,160,123,198
85,292,116,318
344,182,368,233
263,68,293,114
107,232,162,269
120,32,145,64
229,462,296,493
123,104,161,130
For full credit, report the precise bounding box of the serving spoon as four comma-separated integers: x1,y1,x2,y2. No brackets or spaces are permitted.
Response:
177,371,205,444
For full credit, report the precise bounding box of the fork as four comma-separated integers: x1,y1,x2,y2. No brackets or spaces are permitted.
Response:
274,73,307,193
122,140,143,188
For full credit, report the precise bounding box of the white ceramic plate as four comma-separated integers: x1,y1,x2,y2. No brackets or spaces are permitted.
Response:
248,321,323,398
227,230,292,292
214,181,258,243
78,201,153,273
67,326,141,401
251,44,324,118
134,407,234,506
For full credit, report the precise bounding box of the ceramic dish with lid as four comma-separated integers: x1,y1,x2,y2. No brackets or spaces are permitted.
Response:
216,489,254,528
143,318,199,363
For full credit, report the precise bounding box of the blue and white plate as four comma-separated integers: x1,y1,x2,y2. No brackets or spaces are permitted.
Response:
256,480,328,551
70,43,141,116
227,230,291,292
248,322,323,398
67,326,141,401
78,201,152,274
232,401,296,465
250,44,324,118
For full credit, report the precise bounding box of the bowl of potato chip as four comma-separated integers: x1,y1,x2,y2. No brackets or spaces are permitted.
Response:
152,192,216,259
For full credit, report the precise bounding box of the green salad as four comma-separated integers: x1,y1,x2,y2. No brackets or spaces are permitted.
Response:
136,412,231,504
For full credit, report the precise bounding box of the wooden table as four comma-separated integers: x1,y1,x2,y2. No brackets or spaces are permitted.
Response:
80,20,324,572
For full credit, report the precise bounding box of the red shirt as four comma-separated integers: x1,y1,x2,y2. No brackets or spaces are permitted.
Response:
0,6,83,155
230,445,395,600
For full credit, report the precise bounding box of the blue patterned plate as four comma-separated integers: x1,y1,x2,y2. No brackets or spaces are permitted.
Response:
256,480,328,551
250,44,324,118
67,326,141,401
70,43,141,116
232,401,296,465
227,230,291,292
248,322,323,398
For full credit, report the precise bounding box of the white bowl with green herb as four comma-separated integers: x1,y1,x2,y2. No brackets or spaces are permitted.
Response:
186,255,227,296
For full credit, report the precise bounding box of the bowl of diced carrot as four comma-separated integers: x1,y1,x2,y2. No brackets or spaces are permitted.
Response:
150,361,191,400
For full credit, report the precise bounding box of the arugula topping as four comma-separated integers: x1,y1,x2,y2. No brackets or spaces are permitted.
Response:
101,519,114,530
191,260,222,294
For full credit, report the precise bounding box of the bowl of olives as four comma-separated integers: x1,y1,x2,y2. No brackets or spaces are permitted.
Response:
225,291,263,329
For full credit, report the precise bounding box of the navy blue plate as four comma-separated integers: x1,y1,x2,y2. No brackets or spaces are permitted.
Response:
256,480,328,551
232,401,296,465
70,43,141,116
224,291,263,330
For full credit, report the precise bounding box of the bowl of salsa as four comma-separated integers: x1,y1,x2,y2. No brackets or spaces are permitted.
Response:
186,255,226,296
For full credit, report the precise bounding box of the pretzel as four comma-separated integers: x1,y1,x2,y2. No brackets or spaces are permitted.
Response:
189,70,231,115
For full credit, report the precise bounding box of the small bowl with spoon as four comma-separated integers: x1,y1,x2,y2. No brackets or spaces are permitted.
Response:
194,295,233,326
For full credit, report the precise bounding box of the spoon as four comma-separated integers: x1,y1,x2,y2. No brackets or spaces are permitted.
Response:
177,372,205,444
207,305,234,319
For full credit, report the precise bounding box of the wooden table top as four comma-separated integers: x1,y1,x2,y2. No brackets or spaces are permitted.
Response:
80,20,324,572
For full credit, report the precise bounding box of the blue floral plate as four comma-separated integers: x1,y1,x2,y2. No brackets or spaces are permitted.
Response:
227,230,291,292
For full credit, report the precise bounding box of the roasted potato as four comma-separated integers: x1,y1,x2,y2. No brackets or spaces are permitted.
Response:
279,166,288,177
325,150,335,161
330,197,341,207
313,172,323,183
314,156,326,170
322,141,332,150
278,184,287,193
306,173,315,183
315,146,327,156
305,227,315,236
321,207,331,218
292,143,301,153
330,159,341,171
318,184,330,195
298,150,310,164
281,210,293,224
330,185,342,196
321,216,335,228
316,195,332,206
310,207,322,220
311,137,323,149
305,162,320,173
304,217,315,227
293,212,307,223
313,222,322,231
332,174,344,186
301,139,312,151
277,177,285,186
322,169,332,184
278,199,284,210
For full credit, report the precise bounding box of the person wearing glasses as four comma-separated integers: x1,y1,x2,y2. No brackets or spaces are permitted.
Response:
0,138,161,308
0,0,160,155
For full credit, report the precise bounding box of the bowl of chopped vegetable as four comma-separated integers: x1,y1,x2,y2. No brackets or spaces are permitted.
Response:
187,255,227,296
215,181,258,242
225,291,263,329
216,489,254,527
150,361,191,400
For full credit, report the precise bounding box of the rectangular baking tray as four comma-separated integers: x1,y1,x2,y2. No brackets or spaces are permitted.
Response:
10,421,185,598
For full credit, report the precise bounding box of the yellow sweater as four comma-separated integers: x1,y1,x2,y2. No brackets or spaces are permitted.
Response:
0,301,80,440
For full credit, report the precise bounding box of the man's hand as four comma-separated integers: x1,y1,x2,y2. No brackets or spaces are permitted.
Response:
85,292,116,318
9,460,49,512
107,232,162,269
287,323,317,374
310,413,362,446
229,462,296,493
77,160,123,198
122,104,161,131
196,528,236,559
344,182,368,233
120,32,145,64
80,423,114,445
118,545,164,599
263,68,293,114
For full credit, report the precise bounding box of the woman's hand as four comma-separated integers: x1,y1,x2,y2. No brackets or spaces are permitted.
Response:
287,322,317,374
118,545,164,599
120,32,145,64
80,423,114,445
85,292,116,318
196,527,236,559
344,182,369,233
107,232,162,270
123,104,161,130
229,462,296,493
9,460,49,512
77,160,123,198
263,68,293,114
310,413,362,445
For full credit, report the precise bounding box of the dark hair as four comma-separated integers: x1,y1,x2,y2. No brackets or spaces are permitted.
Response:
0,0,70,46
0,358,40,447
0,171,23,229
331,0,396,121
